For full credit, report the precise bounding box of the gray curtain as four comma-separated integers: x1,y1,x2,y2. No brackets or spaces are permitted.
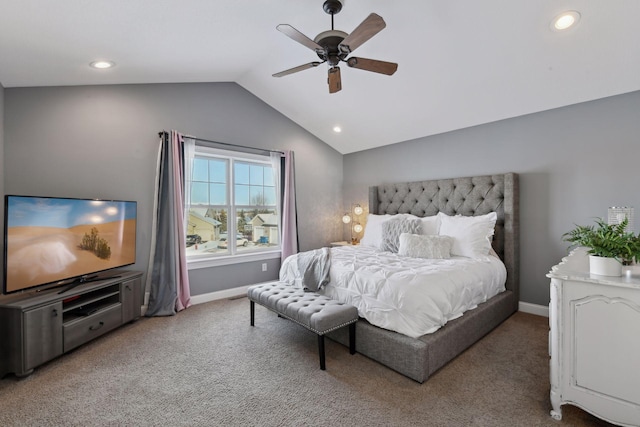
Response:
275,150,298,259
145,131,191,316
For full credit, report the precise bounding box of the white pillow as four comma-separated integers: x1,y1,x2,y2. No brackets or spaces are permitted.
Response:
419,215,440,235
437,212,497,258
398,233,453,259
359,214,391,248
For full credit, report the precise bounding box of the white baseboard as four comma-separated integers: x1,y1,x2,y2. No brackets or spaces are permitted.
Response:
190,285,252,305
141,285,255,315
519,301,549,317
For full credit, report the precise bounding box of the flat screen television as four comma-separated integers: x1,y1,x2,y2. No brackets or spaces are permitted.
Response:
3,195,137,294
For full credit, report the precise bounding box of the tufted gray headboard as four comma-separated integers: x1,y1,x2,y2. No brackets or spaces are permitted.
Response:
369,173,519,302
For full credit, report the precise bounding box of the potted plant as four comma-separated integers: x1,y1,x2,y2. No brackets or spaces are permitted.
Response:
562,217,640,276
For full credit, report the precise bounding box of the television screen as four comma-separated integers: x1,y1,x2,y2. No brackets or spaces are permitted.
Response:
3,195,137,294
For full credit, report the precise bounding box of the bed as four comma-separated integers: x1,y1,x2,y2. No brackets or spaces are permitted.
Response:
283,173,519,382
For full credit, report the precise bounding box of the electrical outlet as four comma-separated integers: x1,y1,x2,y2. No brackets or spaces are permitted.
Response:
262,263,268,272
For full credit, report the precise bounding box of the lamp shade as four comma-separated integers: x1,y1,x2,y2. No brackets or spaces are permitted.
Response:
353,204,364,216
342,213,352,224
353,223,363,233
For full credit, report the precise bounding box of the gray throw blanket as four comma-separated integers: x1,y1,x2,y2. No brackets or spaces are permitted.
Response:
296,247,331,292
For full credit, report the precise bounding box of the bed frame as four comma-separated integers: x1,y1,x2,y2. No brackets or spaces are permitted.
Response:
328,173,519,383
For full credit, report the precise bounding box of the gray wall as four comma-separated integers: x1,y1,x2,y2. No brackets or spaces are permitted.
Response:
0,83,4,282
0,82,4,191
3,83,343,296
344,90,640,306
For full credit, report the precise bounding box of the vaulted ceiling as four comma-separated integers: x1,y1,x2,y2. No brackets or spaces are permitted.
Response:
1,1,639,154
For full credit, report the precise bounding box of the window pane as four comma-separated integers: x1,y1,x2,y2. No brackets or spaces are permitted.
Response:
263,186,276,206
250,186,264,205
237,209,250,235
250,165,264,185
264,166,275,186
185,208,230,255
235,184,250,205
209,183,226,205
209,159,227,183
235,163,250,185
192,158,209,182
207,208,228,233
244,208,279,252
185,208,219,243
191,182,208,205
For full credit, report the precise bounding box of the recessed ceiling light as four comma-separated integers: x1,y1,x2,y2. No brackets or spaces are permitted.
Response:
90,60,115,69
333,126,342,133
551,11,580,31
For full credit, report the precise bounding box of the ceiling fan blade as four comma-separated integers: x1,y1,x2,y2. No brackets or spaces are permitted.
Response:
328,67,342,93
338,13,386,54
346,57,398,75
273,62,323,78
276,24,324,52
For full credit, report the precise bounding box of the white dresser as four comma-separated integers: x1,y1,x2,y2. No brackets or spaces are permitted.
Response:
547,248,640,426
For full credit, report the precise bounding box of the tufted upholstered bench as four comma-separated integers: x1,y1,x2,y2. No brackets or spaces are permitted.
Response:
247,281,358,370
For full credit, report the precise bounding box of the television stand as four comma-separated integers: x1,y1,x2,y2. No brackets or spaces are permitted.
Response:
57,275,121,295
0,271,143,378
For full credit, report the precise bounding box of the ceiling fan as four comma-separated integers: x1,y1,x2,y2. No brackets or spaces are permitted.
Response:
273,0,398,94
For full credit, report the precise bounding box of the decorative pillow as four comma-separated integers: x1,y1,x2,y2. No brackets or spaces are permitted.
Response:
398,233,453,259
359,214,391,248
437,211,497,258
380,218,422,253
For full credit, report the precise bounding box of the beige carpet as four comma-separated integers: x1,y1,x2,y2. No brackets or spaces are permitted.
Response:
0,297,614,426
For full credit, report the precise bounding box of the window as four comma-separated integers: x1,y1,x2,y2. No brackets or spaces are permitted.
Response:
185,145,280,264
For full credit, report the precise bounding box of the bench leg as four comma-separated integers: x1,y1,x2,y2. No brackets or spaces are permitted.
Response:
250,301,255,326
318,335,326,370
349,323,356,355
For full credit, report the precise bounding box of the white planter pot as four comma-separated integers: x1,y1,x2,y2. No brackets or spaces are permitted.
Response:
588,255,622,276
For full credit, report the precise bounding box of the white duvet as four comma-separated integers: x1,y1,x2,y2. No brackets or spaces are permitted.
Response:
279,245,507,339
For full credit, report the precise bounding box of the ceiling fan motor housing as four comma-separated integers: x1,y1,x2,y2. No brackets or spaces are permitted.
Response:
323,0,343,15
314,30,348,66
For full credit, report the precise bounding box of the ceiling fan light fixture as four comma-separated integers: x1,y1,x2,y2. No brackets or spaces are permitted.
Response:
551,11,580,31
313,30,349,45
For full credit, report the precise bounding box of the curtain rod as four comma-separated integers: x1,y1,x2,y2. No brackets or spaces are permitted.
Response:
158,131,284,156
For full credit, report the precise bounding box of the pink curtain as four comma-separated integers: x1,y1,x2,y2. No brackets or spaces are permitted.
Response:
146,130,191,316
280,150,298,260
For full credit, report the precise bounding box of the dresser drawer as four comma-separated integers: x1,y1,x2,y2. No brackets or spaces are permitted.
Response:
63,304,122,352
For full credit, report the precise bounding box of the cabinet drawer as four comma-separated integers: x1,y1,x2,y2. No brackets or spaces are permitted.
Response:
63,304,122,352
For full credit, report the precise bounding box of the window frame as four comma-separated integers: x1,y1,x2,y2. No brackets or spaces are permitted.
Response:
185,145,281,269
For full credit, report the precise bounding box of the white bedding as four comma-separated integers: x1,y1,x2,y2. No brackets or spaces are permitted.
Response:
279,245,507,339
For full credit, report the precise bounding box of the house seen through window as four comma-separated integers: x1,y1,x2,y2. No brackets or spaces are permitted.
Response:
185,146,280,259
